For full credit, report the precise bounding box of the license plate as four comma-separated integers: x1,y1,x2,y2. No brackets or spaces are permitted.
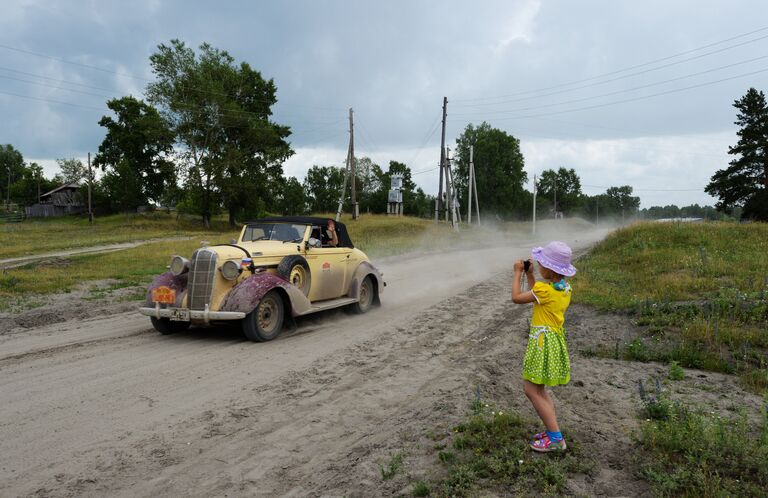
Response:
170,308,190,321
151,286,176,304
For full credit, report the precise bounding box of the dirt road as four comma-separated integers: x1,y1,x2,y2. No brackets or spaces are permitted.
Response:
2,226,756,497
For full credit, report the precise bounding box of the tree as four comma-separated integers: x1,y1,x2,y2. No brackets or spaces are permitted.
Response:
275,176,307,215
453,122,528,219
303,165,346,213
146,39,292,227
1,144,25,205
605,186,640,220
9,162,56,206
56,158,88,184
705,87,768,221
537,167,582,215
93,96,175,211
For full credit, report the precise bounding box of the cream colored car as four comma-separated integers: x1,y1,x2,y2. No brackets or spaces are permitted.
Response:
139,216,384,341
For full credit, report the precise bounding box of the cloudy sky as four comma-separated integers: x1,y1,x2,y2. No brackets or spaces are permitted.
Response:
2,0,767,207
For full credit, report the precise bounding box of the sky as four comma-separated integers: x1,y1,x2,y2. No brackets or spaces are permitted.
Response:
1,0,767,208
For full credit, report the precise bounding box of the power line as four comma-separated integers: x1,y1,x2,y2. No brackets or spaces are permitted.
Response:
581,184,704,192
452,54,768,116
466,65,768,122
452,25,768,103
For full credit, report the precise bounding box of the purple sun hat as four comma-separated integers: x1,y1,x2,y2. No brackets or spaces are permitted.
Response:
531,241,577,277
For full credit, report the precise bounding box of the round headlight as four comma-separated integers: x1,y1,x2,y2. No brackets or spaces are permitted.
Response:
170,256,190,276
221,260,241,280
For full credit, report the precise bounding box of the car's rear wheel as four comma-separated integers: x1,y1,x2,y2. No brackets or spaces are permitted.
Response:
277,255,311,297
242,290,285,342
350,276,375,314
150,317,191,335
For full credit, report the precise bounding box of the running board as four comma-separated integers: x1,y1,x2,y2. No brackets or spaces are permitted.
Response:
296,297,357,316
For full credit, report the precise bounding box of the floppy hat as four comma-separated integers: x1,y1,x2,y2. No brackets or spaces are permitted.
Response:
531,241,577,277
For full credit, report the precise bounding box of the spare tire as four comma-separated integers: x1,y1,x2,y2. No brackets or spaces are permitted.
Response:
277,255,311,296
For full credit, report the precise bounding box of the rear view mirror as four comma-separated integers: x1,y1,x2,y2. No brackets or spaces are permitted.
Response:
230,238,237,244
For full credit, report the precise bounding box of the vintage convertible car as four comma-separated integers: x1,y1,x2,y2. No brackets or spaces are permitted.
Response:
139,216,384,341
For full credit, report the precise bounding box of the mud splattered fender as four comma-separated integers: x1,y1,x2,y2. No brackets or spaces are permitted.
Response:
347,261,384,302
144,271,188,307
219,272,310,317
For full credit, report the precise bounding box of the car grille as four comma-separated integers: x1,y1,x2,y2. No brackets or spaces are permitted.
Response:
188,249,217,310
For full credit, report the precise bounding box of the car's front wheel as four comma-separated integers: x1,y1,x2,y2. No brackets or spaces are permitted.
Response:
242,290,285,342
150,317,191,335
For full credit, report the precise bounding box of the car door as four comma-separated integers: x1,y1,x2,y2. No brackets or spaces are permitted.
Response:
305,245,351,301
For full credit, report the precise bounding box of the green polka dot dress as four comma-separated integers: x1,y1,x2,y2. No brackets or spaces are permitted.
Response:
523,281,572,386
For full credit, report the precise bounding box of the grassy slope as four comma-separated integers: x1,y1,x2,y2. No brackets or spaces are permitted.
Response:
575,221,768,390
573,221,768,497
0,212,231,259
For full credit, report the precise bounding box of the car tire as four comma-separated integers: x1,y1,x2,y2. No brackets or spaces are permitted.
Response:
277,255,311,297
150,317,191,335
350,275,376,314
242,290,285,342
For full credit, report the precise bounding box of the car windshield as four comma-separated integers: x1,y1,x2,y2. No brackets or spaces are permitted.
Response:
242,223,306,242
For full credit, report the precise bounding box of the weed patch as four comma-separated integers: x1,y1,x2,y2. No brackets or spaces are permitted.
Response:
379,451,405,480
635,397,768,497
417,400,595,497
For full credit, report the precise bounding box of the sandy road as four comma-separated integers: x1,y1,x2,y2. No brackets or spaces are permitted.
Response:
0,228,615,497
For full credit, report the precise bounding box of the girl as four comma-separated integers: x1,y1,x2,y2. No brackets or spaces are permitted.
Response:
511,241,576,452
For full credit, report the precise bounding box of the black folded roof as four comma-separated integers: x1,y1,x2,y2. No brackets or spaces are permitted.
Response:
247,216,354,248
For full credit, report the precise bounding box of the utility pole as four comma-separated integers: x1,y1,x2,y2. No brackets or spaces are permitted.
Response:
5,167,10,207
445,150,458,231
87,152,93,223
435,96,447,222
553,173,557,220
467,145,480,226
532,173,537,235
349,108,358,219
595,197,599,225
468,146,473,225
336,108,357,222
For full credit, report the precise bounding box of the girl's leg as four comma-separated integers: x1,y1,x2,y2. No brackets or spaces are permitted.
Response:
523,380,560,432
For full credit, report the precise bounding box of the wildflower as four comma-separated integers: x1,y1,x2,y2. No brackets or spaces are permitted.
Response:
498,411,504,415
518,460,524,464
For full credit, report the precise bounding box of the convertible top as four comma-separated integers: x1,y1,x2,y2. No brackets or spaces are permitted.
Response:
249,216,354,248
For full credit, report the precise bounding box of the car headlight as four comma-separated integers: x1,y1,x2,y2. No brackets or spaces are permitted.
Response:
220,260,241,280
170,256,190,276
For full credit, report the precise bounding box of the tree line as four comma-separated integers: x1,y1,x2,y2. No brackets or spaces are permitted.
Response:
2,40,765,223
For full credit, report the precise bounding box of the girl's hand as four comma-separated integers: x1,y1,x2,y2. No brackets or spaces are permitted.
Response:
513,259,524,272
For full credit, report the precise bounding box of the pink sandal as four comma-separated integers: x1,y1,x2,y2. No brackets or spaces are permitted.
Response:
530,435,567,453
532,431,547,440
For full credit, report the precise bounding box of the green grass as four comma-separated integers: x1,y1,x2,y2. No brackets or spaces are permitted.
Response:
0,211,231,259
415,401,595,497
574,221,768,394
379,451,405,480
636,391,768,497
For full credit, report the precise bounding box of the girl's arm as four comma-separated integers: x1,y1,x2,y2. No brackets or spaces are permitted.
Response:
511,259,537,304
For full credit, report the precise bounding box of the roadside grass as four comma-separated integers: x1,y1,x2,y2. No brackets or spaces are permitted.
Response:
413,400,595,497
635,378,768,497
0,211,231,259
574,221,768,394
0,213,489,311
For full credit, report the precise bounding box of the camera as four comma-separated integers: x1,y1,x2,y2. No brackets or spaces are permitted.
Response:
523,260,531,272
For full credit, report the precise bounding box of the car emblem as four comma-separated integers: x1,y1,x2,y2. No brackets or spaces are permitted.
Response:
322,262,331,271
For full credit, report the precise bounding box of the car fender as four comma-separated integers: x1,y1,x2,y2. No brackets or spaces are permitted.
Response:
220,272,312,316
347,261,384,303
145,271,188,307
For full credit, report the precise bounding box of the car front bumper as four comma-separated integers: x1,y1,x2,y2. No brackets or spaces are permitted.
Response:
139,304,246,322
